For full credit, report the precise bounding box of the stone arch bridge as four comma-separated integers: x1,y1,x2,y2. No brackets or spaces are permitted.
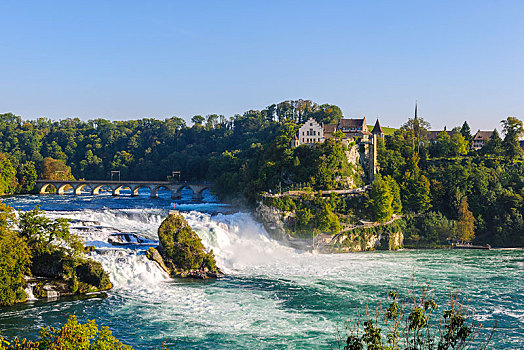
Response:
35,180,213,200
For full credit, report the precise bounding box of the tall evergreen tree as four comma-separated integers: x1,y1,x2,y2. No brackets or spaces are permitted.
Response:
460,121,473,150
483,129,503,156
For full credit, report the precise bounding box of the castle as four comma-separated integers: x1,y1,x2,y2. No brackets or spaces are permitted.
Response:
291,117,384,181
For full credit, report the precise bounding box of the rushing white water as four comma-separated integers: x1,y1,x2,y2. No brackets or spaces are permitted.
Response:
0,195,522,349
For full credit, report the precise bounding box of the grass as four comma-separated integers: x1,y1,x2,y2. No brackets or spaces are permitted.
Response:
367,124,397,136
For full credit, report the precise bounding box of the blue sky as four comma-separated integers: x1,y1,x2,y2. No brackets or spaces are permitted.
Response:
1,0,523,131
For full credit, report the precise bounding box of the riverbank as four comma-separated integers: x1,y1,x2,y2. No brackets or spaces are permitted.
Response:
255,200,404,252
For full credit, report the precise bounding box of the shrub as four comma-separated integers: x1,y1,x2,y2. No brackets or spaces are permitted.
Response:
0,315,133,349
336,283,493,349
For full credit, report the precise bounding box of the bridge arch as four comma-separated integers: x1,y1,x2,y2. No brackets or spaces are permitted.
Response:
57,183,74,195
131,185,152,197
194,186,211,201
92,184,113,195
74,184,93,195
174,185,194,198
151,185,175,199
39,183,57,194
113,185,132,196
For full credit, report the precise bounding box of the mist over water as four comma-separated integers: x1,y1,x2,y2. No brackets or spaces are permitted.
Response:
0,191,522,349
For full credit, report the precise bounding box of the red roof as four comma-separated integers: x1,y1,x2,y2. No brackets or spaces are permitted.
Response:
473,130,493,141
338,118,366,129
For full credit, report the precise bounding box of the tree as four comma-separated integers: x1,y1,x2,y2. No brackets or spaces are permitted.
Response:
205,114,219,129
401,117,430,153
0,154,18,195
434,131,451,157
17,161,37,193
451,133,468,156
460,121,473,150
501,116,524,160
384,175,402,214
400,155,431,214
455,196,475,242
0,202,32,307
310,104,343,125
18,207,84,258
482,129,503,156
367,176,394,222
41,157,74,180
191,115,205,126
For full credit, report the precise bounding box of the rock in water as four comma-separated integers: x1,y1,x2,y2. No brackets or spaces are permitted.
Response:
148,211,220,279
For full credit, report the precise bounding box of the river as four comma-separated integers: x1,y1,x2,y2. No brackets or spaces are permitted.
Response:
0,190,522,349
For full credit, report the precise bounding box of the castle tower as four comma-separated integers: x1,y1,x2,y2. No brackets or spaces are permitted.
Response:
369,133,377,182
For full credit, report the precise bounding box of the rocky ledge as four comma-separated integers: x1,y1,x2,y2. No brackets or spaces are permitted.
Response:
26,253,112,300
146,211,221,279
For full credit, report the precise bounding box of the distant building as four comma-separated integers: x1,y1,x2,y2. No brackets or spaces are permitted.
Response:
292,116,385,147
323,123,338,139
472,130,493,150
371,119,385,139
427,129,458,143
296,117,324,146
338,117,370,139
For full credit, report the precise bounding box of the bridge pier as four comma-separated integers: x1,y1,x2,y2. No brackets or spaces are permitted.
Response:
192,192,203,201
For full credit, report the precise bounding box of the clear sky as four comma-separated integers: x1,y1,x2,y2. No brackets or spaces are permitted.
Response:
1,0,523,131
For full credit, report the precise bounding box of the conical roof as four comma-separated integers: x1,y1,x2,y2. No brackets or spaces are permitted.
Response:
372,119,384,134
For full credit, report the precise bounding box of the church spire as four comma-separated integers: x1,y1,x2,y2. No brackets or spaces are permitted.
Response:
414,101,418,119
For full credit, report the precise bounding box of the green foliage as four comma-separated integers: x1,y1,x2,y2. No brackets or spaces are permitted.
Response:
0,202,31,307
18,207,84,259
481,129,502,156
0,228,31,306
451,133,468,156
157,213,217,272
75,260,113,292
0,315,133,349
0,202,112,306
460,121,473,149
339,220,404,251
501,116,524,160
367,176,394,222
338,283,491,350
453,196,475,242
0,153,18,195
16,161,37,193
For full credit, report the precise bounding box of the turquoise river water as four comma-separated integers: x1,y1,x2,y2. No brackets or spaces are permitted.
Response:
0,190,522,349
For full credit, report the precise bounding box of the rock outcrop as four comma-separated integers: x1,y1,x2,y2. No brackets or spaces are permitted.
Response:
255,201,289,240
27,253,112,299
146,211,220,279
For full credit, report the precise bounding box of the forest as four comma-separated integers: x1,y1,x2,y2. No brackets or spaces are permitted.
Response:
0,99,523,247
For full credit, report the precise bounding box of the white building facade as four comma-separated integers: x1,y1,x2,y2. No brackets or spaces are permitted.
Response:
297,117,324,145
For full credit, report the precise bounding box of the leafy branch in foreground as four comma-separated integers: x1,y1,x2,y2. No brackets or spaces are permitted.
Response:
0,315,132,350
335,281,495,350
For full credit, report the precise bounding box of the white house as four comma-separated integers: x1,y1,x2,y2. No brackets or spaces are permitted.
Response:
297,117,324,145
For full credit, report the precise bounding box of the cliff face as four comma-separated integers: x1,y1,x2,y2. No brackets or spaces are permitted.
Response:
256,201,404,253
329,230,403,253
147,211,220,279
255,201,289,240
